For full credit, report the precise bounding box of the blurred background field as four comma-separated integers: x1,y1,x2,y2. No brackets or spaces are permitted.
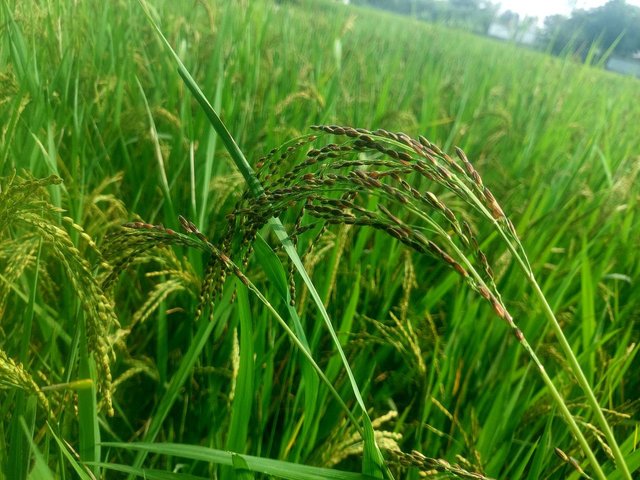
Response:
0,0,638,479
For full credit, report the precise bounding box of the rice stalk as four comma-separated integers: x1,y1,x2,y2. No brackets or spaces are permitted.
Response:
0,173,118,416
101,122,630,478
221,125,628,480
0,348,50,415
102,216,362,431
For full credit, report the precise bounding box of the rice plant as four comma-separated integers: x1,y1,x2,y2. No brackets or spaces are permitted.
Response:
1,0,638,479
97,124,632,479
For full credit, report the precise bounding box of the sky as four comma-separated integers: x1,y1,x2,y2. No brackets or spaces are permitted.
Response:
497,0,640,20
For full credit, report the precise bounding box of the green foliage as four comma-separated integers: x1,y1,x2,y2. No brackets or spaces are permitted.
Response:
0,0,638,479
351,0,497,34
541,0,640,59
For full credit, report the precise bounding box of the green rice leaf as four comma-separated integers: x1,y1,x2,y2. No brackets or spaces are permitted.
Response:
101,442,376,480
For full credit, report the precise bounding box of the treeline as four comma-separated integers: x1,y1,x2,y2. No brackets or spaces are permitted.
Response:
350,0,640,60
542,0,640,59
350,0,497,34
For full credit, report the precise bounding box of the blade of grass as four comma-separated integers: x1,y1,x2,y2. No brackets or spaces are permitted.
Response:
96,463,210,480
224,286,254,466
580,238,595,384
197,68,223,231
101,442,377,480
21,417,56,480
1,1,37,94
91,463,208,480
232,453,256,480
77,309,100,478
136,76,175,219
47,424,94,480
252,234,319,441
606,441,640,480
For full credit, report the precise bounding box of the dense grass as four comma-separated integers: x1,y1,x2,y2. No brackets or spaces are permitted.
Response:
1,0,639,479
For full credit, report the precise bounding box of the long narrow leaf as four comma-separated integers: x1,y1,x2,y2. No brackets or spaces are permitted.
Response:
225,287,254,455
91,463,207,480
101,442,376,480
21,418,56,480
47,424,94,480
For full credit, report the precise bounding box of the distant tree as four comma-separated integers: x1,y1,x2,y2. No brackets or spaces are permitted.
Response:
540,0,640,59
583,0,640,56
497,9,519,28
446,0,499,33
